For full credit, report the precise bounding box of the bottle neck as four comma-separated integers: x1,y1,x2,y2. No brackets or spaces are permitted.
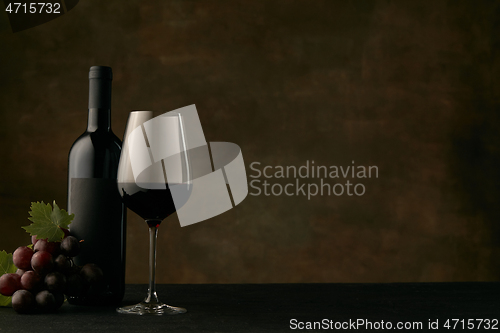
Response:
87,73,112,132
87,108,111,132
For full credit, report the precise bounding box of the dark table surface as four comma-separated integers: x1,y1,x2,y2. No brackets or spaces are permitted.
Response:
0,283,499,332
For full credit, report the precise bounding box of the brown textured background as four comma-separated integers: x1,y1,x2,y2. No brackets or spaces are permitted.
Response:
1,0,499,283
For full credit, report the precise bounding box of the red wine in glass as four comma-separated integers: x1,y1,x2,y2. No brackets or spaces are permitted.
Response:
119,182,191,225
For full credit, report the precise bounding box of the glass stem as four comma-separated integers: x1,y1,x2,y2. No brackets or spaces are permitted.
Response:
144,221,160,304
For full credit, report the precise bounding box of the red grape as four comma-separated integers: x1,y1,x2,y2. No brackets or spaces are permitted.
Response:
45,272,66,293
16,268,26,276
31,251,54,275
61,228,71,238
54,292,64,308
0,273,22,296
61,236,80,257
12,290,35,314
54,254,71,272
20,271,41,291
31,235,39,245
80,263,103,284
13,246,34,270
34,239,60,256
65,273,85,297
35,290,57,312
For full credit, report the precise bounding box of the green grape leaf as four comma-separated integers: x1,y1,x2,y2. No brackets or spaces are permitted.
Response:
0,251,16,275
51,201,74,230
0,250,17,307
22,201,74,242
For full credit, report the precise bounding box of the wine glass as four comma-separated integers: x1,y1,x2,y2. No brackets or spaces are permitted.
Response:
116,110,191,315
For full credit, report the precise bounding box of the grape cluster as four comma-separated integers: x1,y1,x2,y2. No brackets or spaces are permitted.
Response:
0,230,103,314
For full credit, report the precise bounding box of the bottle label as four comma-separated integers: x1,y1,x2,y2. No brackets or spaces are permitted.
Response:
69,178,126,301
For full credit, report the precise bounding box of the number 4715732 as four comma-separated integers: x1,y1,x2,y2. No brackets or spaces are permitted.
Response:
5,2,61,14
444,319,498,330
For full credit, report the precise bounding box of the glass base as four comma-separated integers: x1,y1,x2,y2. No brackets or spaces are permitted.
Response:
117,301,187,315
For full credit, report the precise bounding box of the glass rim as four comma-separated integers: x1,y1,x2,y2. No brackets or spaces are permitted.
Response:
130,110,180,116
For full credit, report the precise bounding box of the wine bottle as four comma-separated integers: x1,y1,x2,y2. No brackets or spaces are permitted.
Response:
67,66,126,305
